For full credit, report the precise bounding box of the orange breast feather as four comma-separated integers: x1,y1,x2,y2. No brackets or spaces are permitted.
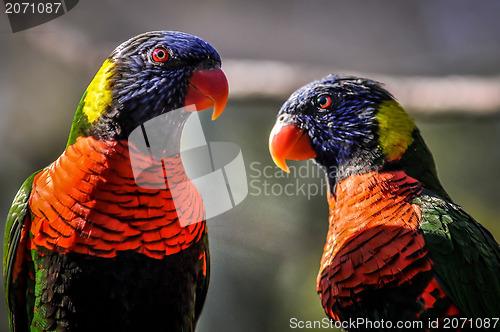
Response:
29,136,206,259
317,171,432,317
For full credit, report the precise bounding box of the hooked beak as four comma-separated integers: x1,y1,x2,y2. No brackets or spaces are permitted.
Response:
185,67,229,120
269,120,316,173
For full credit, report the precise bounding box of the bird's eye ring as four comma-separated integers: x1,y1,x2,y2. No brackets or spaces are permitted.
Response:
152,47,169,62
316,95,332,109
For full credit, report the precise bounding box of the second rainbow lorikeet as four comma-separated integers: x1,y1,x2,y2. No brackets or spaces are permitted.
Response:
269,75,500,330
4,31,228,331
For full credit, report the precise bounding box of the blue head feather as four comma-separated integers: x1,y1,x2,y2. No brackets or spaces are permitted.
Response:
277,74,449,198
90,31,221,139
277,75,394,181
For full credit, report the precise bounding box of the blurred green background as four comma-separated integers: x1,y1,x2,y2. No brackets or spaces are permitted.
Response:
1,1,499,331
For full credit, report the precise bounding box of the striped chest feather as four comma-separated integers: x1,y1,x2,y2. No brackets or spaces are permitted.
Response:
317,171,433,320
28,136,206,259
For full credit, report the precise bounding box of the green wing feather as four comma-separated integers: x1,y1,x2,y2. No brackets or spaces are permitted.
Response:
3,171,41,331
415,191,500,319
66,90,91,148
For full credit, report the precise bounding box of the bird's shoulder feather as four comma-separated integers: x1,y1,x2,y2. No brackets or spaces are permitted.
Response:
415,191,500,318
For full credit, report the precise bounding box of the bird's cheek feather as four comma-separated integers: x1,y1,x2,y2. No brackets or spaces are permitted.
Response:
269,122,317,173
185,68,229,120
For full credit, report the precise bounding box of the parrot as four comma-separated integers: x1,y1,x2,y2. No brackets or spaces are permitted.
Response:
269,75,500,330
3,31,229,332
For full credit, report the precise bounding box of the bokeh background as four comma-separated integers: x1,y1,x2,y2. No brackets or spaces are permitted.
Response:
1,1,500,331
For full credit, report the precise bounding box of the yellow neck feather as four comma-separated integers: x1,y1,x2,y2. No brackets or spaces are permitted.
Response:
82,59,114,123
376,100,415,162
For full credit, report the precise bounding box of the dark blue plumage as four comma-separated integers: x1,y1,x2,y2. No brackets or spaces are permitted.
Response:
276,75,393,185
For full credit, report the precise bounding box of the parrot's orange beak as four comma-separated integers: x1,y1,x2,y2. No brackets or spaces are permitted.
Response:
269,121,316,173
185,67,229,120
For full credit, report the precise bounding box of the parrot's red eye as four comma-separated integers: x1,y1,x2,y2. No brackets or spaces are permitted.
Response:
152,47,169,62
316,95,332,109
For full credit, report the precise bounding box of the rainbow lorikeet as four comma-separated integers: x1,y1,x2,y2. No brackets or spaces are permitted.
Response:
269,75,500,330
4,31,229,332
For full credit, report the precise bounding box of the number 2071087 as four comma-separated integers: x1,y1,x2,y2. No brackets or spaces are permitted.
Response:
5,2,62,14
